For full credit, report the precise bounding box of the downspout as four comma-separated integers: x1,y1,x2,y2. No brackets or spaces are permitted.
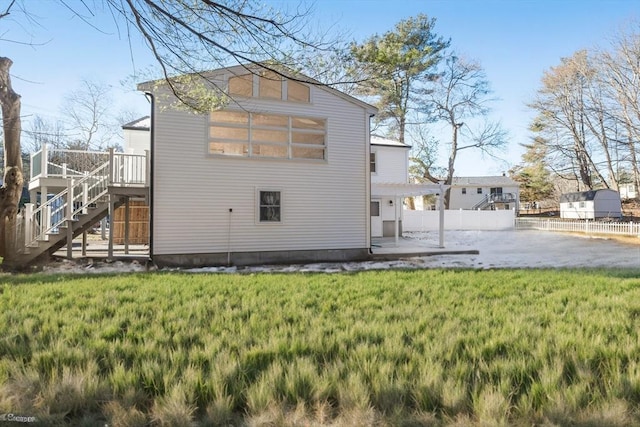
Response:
144,92,155,265
367,113,375,254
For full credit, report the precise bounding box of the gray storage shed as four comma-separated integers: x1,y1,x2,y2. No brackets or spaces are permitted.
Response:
559,189,622,219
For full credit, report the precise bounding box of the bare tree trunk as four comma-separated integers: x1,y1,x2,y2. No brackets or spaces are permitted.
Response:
444,124,459,209
0,57,23,267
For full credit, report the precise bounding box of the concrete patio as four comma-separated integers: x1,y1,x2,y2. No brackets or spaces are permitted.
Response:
370,236,479,260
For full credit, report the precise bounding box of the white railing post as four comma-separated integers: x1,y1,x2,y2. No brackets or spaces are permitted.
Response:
41,143,49,178
24,203,33,248
145,149,151,186
62,163,67,178
66,179,74,259
108,148,114,185
82,181,89,215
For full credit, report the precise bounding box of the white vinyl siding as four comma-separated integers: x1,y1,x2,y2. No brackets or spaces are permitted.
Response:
151,83,371,255
370,145,409,184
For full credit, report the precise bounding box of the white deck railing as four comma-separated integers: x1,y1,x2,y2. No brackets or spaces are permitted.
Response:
30,145,109,180
21,145,150,253
516,218,640,236
30,144,150,187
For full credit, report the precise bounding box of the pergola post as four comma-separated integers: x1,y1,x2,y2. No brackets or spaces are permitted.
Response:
438,181,445,248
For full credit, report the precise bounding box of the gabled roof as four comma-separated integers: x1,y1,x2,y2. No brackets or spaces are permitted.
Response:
452,176,519,186
559,189,618,203
371,135,410,148
137,64,377,115
122,116,150,130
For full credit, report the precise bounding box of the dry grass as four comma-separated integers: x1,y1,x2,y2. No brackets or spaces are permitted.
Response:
2,269,640,425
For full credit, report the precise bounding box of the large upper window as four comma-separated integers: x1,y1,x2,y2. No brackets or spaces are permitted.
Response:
228,72,310,103
209,111,326,160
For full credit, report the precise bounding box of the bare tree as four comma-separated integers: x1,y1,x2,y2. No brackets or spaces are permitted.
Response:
23,115,68,152
599,21,640,197
61,79,118,151
420,54,507,207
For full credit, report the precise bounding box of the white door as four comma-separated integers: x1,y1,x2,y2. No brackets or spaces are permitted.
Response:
371,200,383,237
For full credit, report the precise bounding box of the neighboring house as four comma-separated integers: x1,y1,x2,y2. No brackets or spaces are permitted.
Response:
559,189,622,219
369,135,445,240
449,175,520,211
122,116,151,154
619,183,637,200
139,65,378,267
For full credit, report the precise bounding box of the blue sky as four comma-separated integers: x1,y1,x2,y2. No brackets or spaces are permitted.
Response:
2,0,639,175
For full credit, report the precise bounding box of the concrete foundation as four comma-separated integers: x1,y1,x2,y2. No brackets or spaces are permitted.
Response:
152,248,371,268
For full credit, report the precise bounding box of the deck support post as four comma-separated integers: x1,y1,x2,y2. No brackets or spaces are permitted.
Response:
124,197,130,255
108,196,116,259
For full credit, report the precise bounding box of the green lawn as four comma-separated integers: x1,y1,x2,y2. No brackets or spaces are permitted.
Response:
2,268,640,426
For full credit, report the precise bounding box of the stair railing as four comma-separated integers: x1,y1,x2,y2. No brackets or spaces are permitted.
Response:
26,161,110,247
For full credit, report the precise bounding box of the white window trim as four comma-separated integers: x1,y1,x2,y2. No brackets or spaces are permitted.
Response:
226,72,312,103
256,188,283,224
208,111,327,162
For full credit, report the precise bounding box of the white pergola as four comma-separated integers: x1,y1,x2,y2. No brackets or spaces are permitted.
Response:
371,181,449,247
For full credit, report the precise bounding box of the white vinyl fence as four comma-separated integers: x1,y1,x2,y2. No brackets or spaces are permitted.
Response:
516,217,640,236
403,209,516,231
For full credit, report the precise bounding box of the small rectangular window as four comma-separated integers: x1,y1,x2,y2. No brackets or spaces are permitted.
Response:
370,152,376,173
371,201,380,217
477,188,483,194
461,187,466,195
259,191,281,222
579,201,585,208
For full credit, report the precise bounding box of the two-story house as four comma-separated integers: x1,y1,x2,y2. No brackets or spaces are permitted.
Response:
140,65,378,267
448,175,520,211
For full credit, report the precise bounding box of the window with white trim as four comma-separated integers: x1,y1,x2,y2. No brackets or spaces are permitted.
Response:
228,71,310,103
209,111,326,160
259,190,281,222
461,187,467,195
370,152,376,173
